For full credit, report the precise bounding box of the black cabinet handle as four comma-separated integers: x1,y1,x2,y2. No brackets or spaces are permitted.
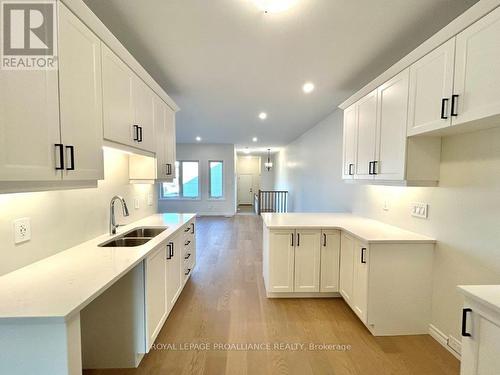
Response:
372,161,378,175
184,253,191,260
133,125,139,141
138,126,143,142
462,308,472,337
166,243,172,260
185,268,191,276
166,163,172,176
168,241,174,258
191,223,195,234
323,233,327,247
441,98,449,119
297,233,300,247
361,247,367,264
451,94,459,117
290,233,294,247
348,163,354,176
55,144,65,170
65,145,75,171
368,161,373,175
185,240,191,246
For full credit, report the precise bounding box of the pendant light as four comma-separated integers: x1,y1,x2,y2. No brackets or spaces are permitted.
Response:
265,149,273,171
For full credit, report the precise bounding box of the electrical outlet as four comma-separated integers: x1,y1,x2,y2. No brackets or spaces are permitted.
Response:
14,218,31,244
134,197,140,210
383,199,389,211
147,193,153,206
411,202,428,219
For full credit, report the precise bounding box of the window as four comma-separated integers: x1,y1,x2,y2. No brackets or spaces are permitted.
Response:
209,160,224,199
161,161,199,199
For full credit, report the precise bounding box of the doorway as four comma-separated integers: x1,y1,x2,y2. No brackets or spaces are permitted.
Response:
236,155,261,214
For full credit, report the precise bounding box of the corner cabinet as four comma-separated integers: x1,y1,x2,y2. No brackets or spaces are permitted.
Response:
342,69,441,185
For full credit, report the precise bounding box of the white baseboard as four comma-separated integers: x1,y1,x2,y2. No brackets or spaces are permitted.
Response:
429,324,461,360
196,212,235,217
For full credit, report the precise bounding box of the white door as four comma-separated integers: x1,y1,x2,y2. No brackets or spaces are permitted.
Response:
407,39,455,135
342,104,357,179
339,232,355,304
320,230,340,292
374,69,409,181
101,45,135,147
354,90,378,179
132,77,155,152
0,49,60,180
145,246,167,351
166,234,182,310
294,230,321,293
238,174,253,204
453,7,500,127
352,242,369,324
58,4,103,181
461,307,500,375
268,230,295,293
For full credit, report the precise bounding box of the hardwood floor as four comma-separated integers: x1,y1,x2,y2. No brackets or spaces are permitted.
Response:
84,215,459,375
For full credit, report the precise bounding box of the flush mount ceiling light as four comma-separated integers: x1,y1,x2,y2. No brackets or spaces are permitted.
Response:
243,148,251,154
303,82,315,94
252,137,258,142
195,136,202,142
258,112,267,120
253,0,298,13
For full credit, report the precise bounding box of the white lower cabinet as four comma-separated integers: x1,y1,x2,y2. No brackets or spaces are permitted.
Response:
145,245,167,351
459,290,500,375
339,232,355,304
166,232,182,310
320,230,340,292
266,229,295,293
294,230,321,292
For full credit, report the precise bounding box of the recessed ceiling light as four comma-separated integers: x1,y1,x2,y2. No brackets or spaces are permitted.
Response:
252,137,258,142
253,0,298,14
195,136,202,142
258,112,267,120
303,82,315,94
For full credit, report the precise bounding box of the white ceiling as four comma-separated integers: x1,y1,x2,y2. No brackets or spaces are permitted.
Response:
83,0,477,148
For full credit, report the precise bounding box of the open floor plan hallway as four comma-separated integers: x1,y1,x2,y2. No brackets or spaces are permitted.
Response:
84,215,459,375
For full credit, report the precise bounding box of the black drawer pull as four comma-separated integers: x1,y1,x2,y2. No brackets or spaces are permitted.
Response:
185,240,191,246
451,94,459,117
166,243,172,260
323,233,327,247
184,226,190,232
133,125,139,141
191,223,195,234
138,126,143,142
441,98,449,119
361,247,367,264
290,233,294,247
66,145,75,171
184,253,191,260
348,163,354,176
185,268,191,276
462,308,472,337
55,144,65,170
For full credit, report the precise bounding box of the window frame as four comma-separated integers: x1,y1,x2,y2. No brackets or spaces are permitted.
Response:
161,160,200,200
208,160,224,200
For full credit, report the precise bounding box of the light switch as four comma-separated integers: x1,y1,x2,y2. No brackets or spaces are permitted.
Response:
147,193,153,206
14,218,31,244
411,202,428,219
134,197,140,209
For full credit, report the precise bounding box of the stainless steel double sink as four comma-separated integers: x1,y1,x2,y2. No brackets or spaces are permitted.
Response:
99,227,167,247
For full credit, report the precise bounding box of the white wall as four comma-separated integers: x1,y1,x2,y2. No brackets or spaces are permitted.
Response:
0,147,158,276
274,108,500,345
158,143,236,216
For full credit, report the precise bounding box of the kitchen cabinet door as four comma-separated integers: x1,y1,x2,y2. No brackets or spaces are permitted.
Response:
145,245,167,351
132,77,155,152
320,230,340,293
58,3,103,181
342,104,357,179
354,90,377,179
374,69,409,181
352,242,369,324
0,50,60,181
268,230,295,293
339,232,355,304
154,97,176,181
164,104,177,179
101,45,135,147
461,306,500,375
294,230,321,293
453,6,500,127
166,233,182,310
407,39,455,135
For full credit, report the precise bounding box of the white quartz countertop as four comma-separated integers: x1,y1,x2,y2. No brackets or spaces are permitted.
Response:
0,213,195,322
261,213,435,244
458,285,500,315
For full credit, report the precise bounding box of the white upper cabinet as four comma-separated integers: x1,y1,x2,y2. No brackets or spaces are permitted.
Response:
407,39,455,136
102,45,135,147
58,3,103,181
154,97,176,181
453,6,500,128
165,105,177,180
354,90,378,180
294,230,321,293
132,77,155,152
374,69,409,181
342,104,357,179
